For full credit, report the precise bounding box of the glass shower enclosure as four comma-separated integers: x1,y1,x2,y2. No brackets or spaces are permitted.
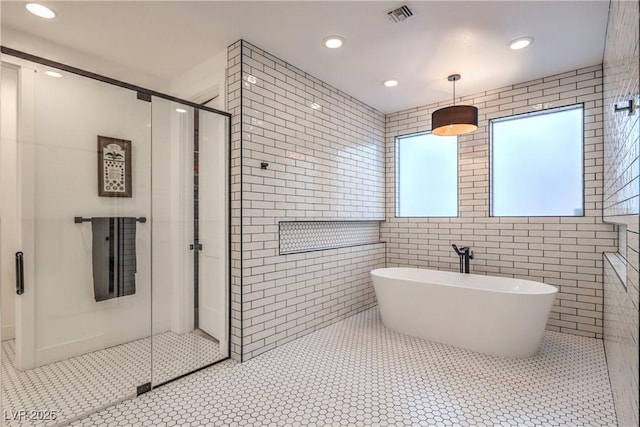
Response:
0,51,230,426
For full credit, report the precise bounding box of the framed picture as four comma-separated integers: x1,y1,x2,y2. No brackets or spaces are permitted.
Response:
98,136,132,198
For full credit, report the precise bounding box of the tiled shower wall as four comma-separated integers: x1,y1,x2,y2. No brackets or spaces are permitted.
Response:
227,40,243,361
382,65,618,339
227,40,386,361
602,0,640,425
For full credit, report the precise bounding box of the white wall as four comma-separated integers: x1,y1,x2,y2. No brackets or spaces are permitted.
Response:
3,27,228,112
170,50,227,111
2,28,170,94
198,108,228,349
1,64,19,341
2,27,228,111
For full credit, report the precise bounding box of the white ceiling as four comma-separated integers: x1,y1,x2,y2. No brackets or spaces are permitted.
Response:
1,1,610,113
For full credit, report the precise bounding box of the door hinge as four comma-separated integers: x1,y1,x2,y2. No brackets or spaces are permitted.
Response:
189,243,203,251
137,92,151,102
136,382,151,396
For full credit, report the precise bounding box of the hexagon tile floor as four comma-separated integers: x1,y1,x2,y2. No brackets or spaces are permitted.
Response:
1,331,225,426
62,307,617,427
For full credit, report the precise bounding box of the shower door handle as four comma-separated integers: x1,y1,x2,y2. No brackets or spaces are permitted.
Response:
15,251,24,295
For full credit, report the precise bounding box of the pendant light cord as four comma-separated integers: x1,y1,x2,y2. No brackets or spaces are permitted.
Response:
452,79,456,106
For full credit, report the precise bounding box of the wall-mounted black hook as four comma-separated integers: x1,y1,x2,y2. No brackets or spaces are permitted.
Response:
614,99,636,116
260,162,269,170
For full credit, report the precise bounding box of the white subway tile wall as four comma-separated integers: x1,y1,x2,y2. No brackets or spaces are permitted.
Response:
227,40,386,361
227,38,633,382
602,0,640,425
382,65,618,339
604,258,638,427
228,40,243,361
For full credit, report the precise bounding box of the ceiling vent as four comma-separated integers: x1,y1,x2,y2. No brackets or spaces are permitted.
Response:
387,5,413,23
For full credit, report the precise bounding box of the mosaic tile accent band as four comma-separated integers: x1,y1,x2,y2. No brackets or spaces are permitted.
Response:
279,221,380,254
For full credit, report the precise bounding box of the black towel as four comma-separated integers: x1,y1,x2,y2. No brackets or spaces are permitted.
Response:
91,217,137,302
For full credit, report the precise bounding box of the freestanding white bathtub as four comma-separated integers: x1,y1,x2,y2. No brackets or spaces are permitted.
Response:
371,268,557,358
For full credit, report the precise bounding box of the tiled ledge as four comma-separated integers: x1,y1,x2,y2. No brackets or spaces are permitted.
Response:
604,252,627,289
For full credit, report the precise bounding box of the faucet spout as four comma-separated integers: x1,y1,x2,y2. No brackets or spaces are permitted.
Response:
452,244,473,274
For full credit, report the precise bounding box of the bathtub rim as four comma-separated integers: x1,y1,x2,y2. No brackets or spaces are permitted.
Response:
371,267,558,296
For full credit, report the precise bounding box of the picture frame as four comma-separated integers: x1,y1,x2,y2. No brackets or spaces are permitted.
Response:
97,135,132,198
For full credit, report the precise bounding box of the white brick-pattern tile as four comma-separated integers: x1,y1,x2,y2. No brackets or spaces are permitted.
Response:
71,308,617,427
602,0,640,425
228,40,386,361
227,40,243,362
382,66,617,339
603,257,639,427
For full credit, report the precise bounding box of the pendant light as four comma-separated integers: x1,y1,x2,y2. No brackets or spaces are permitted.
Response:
431,74,478,136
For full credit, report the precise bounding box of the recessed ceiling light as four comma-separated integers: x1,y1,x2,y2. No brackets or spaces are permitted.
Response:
323,36,344,49
383,80,399,87
509,37,534,50
44,70,62,78
26,3,56,19
176,108,187,113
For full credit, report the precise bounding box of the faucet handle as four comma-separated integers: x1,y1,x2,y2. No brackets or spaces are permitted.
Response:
454,245,473,255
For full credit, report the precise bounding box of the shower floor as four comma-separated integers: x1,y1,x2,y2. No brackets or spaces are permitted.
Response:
1,331,226,426
71,306,617,427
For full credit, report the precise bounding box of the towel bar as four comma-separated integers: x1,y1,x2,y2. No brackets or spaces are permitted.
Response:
74,216,147,223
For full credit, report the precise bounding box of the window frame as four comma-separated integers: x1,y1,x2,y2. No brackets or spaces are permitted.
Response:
395,130,459,218
489,103,585,218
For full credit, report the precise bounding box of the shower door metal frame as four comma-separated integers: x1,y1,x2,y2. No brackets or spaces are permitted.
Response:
1,46,233,389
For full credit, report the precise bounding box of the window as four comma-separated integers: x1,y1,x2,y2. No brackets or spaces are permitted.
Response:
396,132,457,217
490,104,584,217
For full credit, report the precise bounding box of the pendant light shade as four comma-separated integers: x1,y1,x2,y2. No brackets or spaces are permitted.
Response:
432,74,478,136
432,105,478,136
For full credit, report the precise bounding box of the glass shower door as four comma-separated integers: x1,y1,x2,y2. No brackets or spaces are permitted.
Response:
150,99,229,386
1,59,152,426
